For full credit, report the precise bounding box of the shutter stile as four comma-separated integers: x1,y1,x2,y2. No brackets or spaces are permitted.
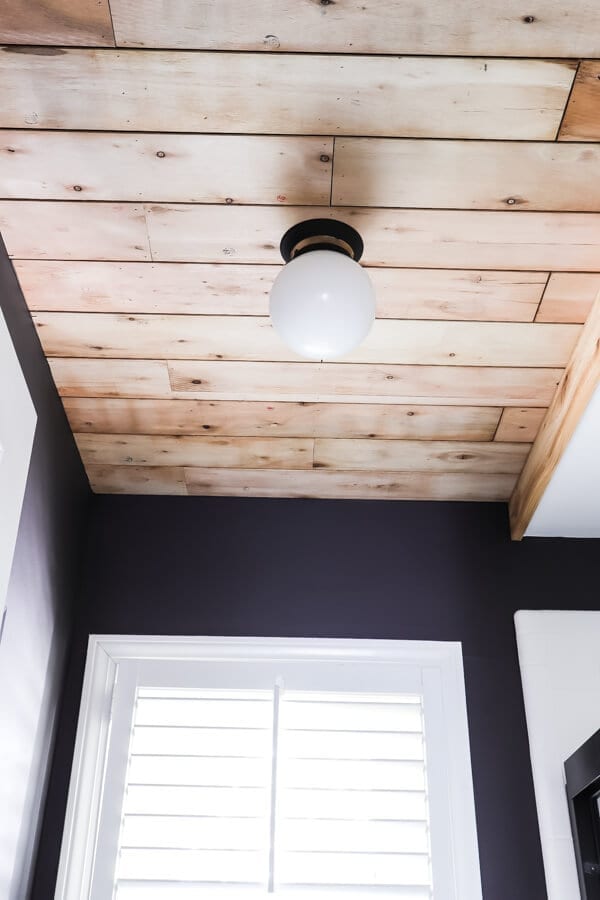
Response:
114,687,433,898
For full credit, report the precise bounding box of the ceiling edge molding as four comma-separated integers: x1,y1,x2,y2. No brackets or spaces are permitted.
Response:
509,289,600,540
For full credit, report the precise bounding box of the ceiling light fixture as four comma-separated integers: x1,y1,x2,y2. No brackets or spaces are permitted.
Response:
269,218,376,361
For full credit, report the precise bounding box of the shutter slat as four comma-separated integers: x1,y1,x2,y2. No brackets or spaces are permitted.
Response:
121,815,267,850
281,729,424,761
282,758,426,791
128,755,269,787
279,850,431,886
124,785,267,817
282,700,422,733
135,697,272,728
279,819,429,854
131,726,270,757
118,848,264,882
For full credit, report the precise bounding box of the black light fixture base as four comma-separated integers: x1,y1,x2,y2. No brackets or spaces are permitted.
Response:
280,218,364,263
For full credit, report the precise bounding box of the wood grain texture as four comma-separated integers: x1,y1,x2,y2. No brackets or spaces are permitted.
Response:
15,261,546,321
1,0,114,45
109,0,600,57
509,291,600,539
0,132,332,204
558,61,600,141
50,358,562,406
536,273,600,323
313,439,529,475
87,464,187,494
0,202,150,261
184,467,518,501
0,49,575,139
63,398,502,441
32,312,581,367
75,433,314,469
333,139,600,211
49,358,173,398
494,408,547,442
5,203,600,271
145,205,600,271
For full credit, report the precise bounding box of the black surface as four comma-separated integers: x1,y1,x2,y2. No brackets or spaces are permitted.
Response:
0,239,90,894
280,217,364,261
31,494,600,899
566,728,600,898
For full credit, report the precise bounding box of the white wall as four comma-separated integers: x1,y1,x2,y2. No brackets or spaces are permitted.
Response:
515,610,600,899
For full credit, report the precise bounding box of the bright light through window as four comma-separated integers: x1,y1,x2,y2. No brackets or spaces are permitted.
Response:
113,687,433,897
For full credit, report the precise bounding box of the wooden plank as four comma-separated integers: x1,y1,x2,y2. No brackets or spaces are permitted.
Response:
0,132,332,205
109,0,600,58
314,439,529,475
32,312,581,367
49,358,172,398
536,273,600,323
14,261,546,322
558,61,600,141
0,49,574,139
509,290,600,539
333,139,600,211
145,205,600,271
494,408,547,443
0,202,150,261
184,467,517,501
87,465,187,495
75,433,314,469
5,202,600,271
1,0,114,46
63,398,502,441
50,358,562,406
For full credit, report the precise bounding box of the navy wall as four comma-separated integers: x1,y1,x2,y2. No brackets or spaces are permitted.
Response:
31,494,600,899
0,240,89,897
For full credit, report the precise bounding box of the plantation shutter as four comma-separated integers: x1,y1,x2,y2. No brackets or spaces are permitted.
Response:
114,685,433,898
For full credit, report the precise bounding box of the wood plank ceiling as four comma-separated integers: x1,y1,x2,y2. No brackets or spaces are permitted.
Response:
2,1,600,501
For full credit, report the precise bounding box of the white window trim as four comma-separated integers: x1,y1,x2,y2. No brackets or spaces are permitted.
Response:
56,635,482,900
0,307,36,638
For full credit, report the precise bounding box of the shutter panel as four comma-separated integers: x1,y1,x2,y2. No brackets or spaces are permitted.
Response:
115,687,274,897
113,686,433,899
275,691,433,898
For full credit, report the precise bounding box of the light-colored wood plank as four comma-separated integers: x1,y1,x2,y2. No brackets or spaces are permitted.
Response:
0,132,332,204
509,290,600,539
5,203,600,272
145,205,600,271
63,398,502,441
50,358,562,406
14,261,546,321
0,202,150,261
536,273,600,323
1,0,114,45
109,0,600,58
314,439,529,475
32,312,581,367
49,358,172,398
184,467,517,502
334,139,600,211
558,61,600,141
168,361,562,407
494,408,547,443
87,465,187,495
75,433,314,469
0,49,575,139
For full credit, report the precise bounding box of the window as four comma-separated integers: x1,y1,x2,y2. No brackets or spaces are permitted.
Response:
57,637,482,900
0,307,36,641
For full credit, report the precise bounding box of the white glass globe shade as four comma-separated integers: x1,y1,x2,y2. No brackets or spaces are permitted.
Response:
269,250,376,361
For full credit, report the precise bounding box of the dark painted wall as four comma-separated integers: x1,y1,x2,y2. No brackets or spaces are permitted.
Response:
0,240,90,897
33,494,600,899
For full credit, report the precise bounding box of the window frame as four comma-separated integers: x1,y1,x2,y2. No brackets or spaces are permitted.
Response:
56,635,482,900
